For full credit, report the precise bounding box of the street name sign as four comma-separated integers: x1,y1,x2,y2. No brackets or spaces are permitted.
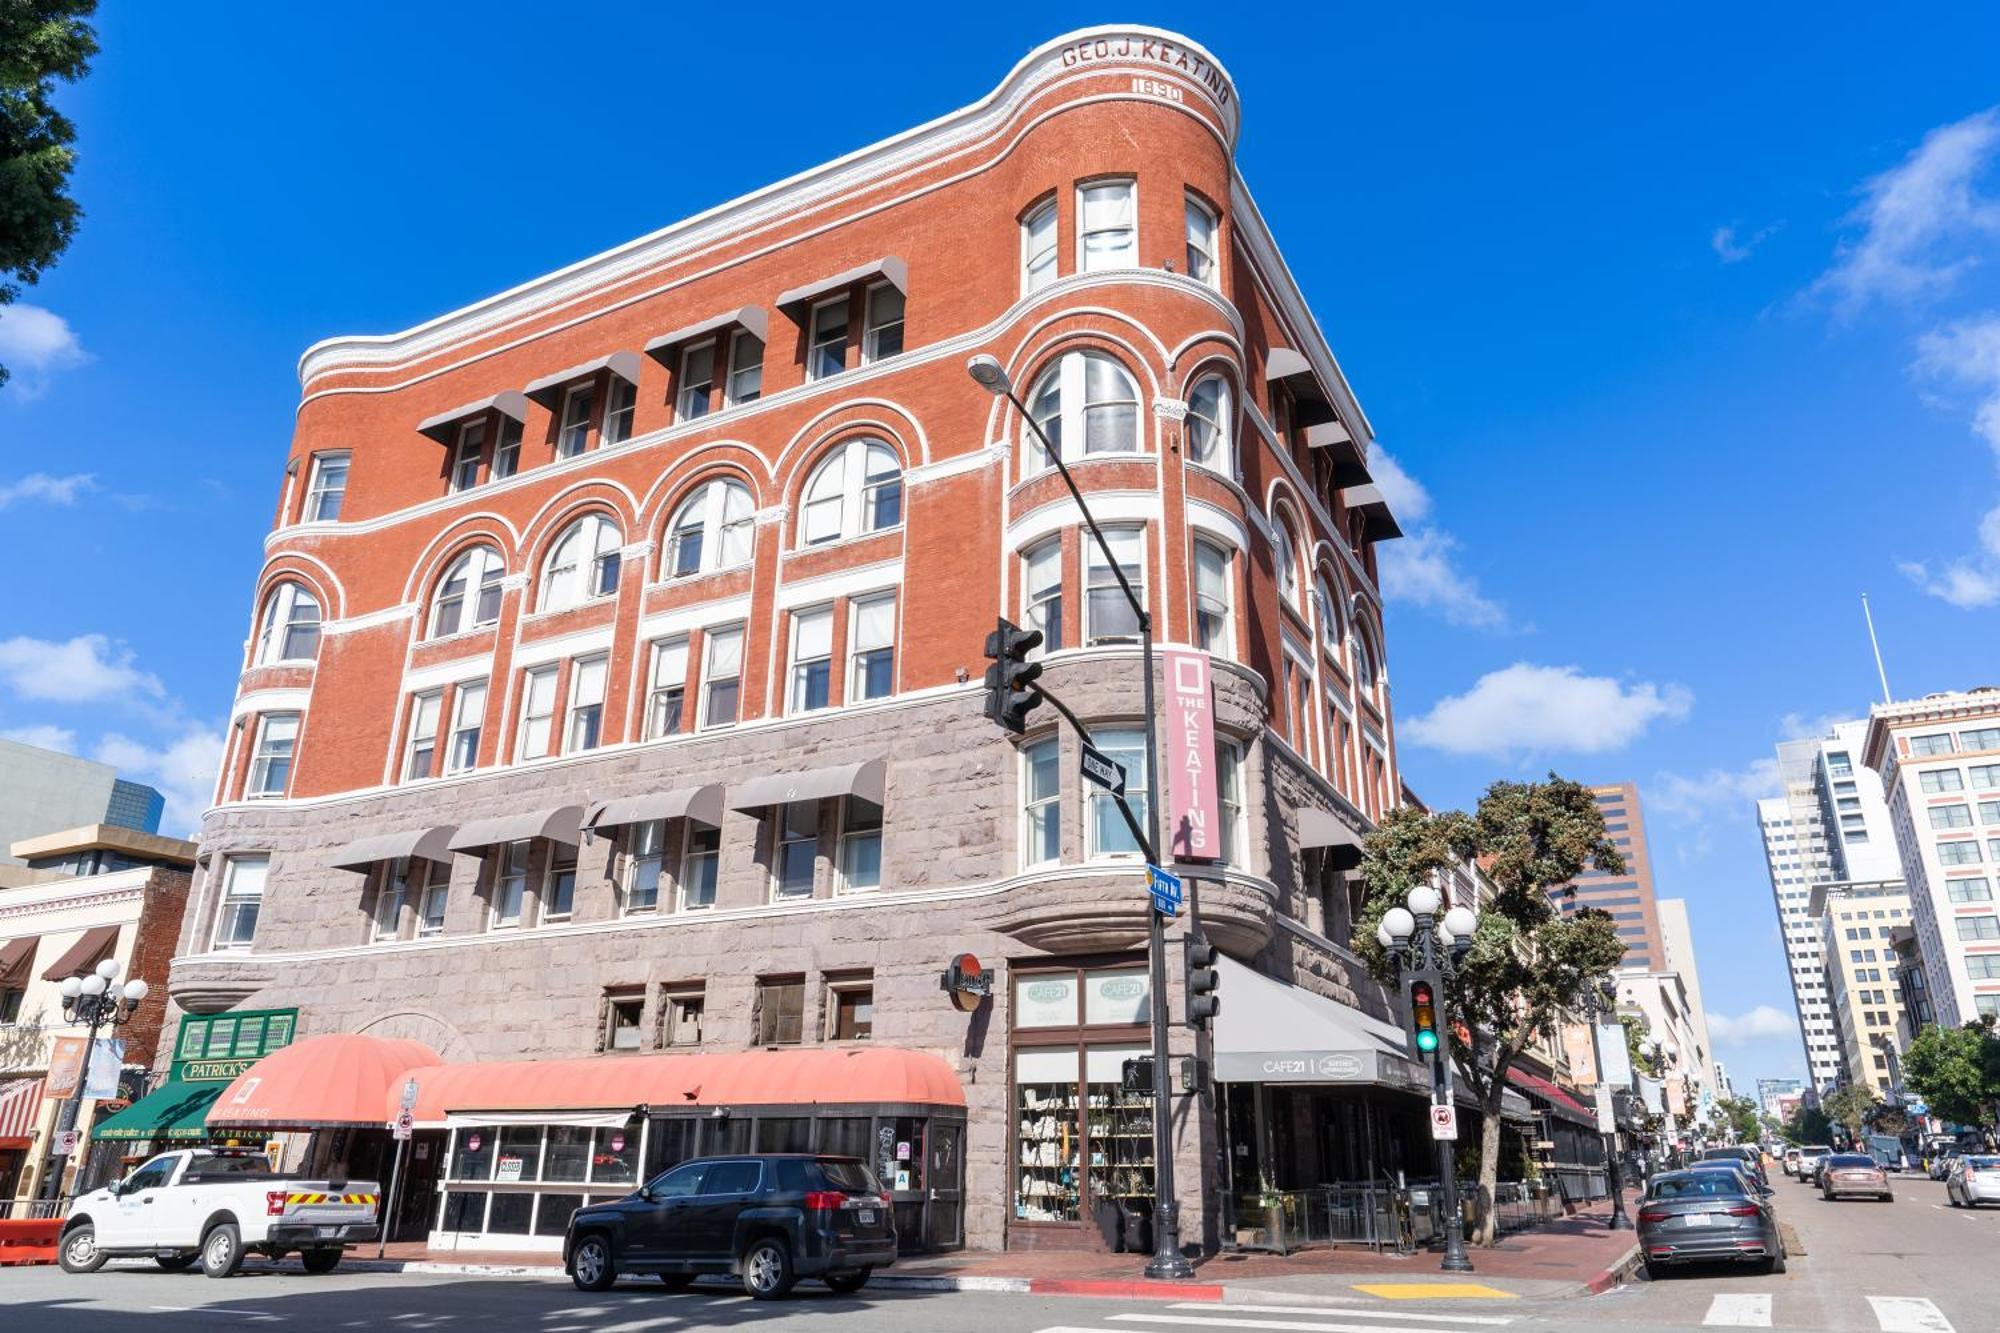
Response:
1147,862,1183,916
1430,1104,1458,1141
1080,744,1126,796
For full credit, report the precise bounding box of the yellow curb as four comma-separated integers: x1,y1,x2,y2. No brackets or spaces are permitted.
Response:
1352,1282,1521,1300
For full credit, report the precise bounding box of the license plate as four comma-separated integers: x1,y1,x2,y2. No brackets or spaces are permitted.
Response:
1681,1213,1711,1227
857,1209,876,1225
316,1226,340,1238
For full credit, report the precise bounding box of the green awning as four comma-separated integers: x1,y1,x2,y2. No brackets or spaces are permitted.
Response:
92,1077,223,1142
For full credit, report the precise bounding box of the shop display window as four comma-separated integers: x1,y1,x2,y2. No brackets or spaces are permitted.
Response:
534,1194,584,1237
1015,1048,1082,1222
486,1191,534,1234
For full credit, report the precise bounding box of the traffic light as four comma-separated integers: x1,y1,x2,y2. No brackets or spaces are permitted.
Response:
1185,934,1220,1029
1406,977,1440,1055
982,616,1044,733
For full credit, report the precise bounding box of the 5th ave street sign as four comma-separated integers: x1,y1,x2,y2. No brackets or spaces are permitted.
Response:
1080,743,1127,796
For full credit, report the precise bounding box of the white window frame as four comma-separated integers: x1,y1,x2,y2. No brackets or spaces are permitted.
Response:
677,341,715,420
1021,197,1058,293
303,451,349,522
679,825,720,910
602,377,637,446
623,820,665,915
1273,518,1301,611
1022,736,1061,869
788,605,834,714
1086,728,1149,859
1184,375,1232,473
1193,538,1234,658
211,854,268,950
1024,350,1142,473
647,636,689,739
403,690,443,782
771,802,819,900
1217,739,1246,867
1077,178,1137,272
836,795,883,894
699,624,744,729
1023,539,1063,657
1314,573,1344,660
664,479,755,578
450,419,485,492
725,328,763,406
861,282,904,365
489,840,531,929
541,841,578,921
491,419,522,480
374,857,423,942
848,592,897,703
1184,192,1219,286
428,545,505,639
565,654,609,753
417,873,449,937
807,296,849,382
1085,525,1146,644
540,513,622,611
255,581,322,665
517,665,558,760
557,384,595,458
246,713,298,798
446,679,486,774
800,439,903,546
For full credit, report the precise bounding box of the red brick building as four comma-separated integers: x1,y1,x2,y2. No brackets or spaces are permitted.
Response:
171,27,1418,1257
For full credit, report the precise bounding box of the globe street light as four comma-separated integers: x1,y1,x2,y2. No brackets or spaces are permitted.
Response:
38,955,150,1201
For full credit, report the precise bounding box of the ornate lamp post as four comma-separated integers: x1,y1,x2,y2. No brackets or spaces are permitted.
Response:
37,958,150,1201
1582,977,1632,1229
1377,883,1479,1273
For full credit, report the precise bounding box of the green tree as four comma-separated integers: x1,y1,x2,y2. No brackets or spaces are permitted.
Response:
0,0,97,389
1821,1085,1875,1143
1902,1019,2000,1130
1357,776,1627,1246
1718,1096,1762,1144
1782,1103,1832,1146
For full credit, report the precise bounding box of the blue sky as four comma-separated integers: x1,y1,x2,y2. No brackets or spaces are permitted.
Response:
3,5,1998,1094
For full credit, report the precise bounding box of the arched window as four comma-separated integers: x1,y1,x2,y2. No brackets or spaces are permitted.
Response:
540,514,622,611
1352,621,1379,696
1025,350,1141,473
664,478,755,578
254,582,321,664
1185,375,1232,474
429,545,505,639
1314,572,1343,657
800,440,902,546
1272,517,1301,611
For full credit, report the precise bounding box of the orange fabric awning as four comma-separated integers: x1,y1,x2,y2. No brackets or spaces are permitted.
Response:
208,1034,441,1129
400,1047,966,1122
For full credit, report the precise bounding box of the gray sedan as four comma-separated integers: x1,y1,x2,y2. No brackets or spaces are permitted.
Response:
1946,1154,2000,1206
1637,1169,1786,1279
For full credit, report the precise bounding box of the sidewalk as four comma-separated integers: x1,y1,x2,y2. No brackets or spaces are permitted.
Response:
348,1190,1643,1303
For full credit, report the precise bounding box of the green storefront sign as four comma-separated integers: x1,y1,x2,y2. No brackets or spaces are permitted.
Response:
92,1008,298,1143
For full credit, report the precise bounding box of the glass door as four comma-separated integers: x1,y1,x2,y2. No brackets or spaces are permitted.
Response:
927,1121,964,1250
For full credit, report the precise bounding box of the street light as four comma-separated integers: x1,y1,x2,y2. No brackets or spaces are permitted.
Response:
967,354,1190,1280
39,957,149,1201
1380,881,1478,1273
1582,978,1633,1231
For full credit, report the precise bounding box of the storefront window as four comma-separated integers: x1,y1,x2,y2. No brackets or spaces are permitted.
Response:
545,1126,590,1182
454,1128,496,1180
486,1191,533,1234
496,1126,541,1182
1015,1048,1082,1222
1085,1045,1154,1205
1014,973,1080,1027
756,1117,811,1153
440,1190,486,1231
592,1120,640,1184
1082,969,1150,1025
535,1194,583,1237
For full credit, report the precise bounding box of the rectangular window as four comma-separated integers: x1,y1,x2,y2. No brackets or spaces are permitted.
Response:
491,419,522,480
755,977,805,1046
1828,751,1853,777
491,841,530,928
1949,878,1993,903
602,379,636,446
247,713,298,798
1022,197,1058,293
566,655,608,753
1217,740,1245,867
679,826,719,910
1912,733,1955,757
807,297,848,381
838,796,883,892
1079,180,1136,271
700,626,743,728
1023,737,1060,868
1193,539,1233,656
404,691,443,782
604,994,644,1052
862,283,904,363
1972,765,2000,790
1962,727,2000,751
1184,193,1219,285
677,341,715,420
1967,954,2000,979
1941,841,1985,865
451,421,486,493
0,988,23,1024
773,803,818,899
647,636,688,738
542,842,577,920
1922,769,1966,793
418,875,449,936
558,386,594,457
446,680,486,774
624,820,664,914
726,330,763,406
304,452,349,521
518,665,558,759
1931,804,1975,830
374,858,421,941
1086,526,1145,643
827,980,873,1041
848,593,896,702
789,606,833,713
662,988,704,1046
1955,915,2000,941
1088,729,1149,857
1024,540,1063,656
212,854,268,949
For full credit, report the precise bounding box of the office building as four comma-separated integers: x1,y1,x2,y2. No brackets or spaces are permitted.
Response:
1557,782,1665,970
0,738,165,866
1756,1077,1802,1119
1812,878,1911,1099
1657,898,1720,1120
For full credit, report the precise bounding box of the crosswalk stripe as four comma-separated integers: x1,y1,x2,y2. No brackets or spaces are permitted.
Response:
1703,1293,1773,1327
1107,1316,1505,1333
1168,1305,1514,1326
1868,1297,1955,1333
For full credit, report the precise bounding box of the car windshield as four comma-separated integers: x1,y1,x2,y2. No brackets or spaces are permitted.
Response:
1651,1174,1747,1199
1964,1156,2000,1169
1827,1155,1876,1167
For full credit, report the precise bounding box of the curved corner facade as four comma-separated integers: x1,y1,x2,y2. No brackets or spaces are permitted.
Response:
171,27,1418,1255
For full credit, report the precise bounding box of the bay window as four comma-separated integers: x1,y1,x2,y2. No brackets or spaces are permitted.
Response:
1087,729,1148,857
304,451,348,521
212,854,267,949
789,606,833,713
1078,179,1136,271
1022,197,1058,293
1193,539,1232,656
1024,540,1063,654
848,593,896,702
1023,737,1060,867
1216,741,1245,867
1185,375,1230,472
565,655,608,752
1086,526,1145,643
247,713,298,797
1184,193,1219,285
255,581,321,665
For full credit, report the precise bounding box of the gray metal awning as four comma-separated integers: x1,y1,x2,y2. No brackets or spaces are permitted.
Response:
728,759,886,812
416,390,530,444
1264,346,1340,429
1210,956,1423,1090
1298,807,1365,870
643,307,769,362
583,785,725,834
327,825,459,872
522,350,644,408
1304,420,1371,488
1340,482,1405,542
447,805,585,852
776,257,907,317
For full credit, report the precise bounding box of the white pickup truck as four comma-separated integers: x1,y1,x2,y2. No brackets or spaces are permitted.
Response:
58,1147,380,1278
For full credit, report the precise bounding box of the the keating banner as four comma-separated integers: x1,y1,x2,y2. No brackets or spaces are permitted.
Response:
1165,648,1221,861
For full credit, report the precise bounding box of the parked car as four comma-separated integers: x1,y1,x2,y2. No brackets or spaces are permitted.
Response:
1929,1145,1963,1180
1795,1145,1834,1184
1819,1153,1893,1201
1945,1154,2000,1207
1637,1169,1785,1279
1686,1162,1776,1203
1782,1147,1805,1178
564,1153,897,1299
58,1148,379,1278
1699,1145,1768,1186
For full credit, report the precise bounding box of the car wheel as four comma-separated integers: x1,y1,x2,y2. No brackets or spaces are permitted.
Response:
58,1223,107,1274
1642,1260,1664,1281
740,1237,795,1300
300,1248,341,1274
570,1234,616,1292
201,1222,244,1279
825,1269,871,1294
657,1273,695,1291
154,1252,199,1272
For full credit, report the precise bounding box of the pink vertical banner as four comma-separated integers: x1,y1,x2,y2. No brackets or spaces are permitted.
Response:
1165,648,1222,861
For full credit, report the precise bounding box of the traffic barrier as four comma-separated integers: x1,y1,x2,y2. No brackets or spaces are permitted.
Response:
0,1218,59,1266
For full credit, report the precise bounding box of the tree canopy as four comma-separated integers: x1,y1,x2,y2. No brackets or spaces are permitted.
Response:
1901,1019,2000,1129
1717,1096,1762,1144
1820,1085,1876,1140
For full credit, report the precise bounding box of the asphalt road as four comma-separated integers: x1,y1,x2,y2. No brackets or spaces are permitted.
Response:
4,1170,1992,1332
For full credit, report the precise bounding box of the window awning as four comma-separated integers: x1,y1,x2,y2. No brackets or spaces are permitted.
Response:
522,350,644,409
1264,346,1340,429
776,256,907,318
326,825,460,872
91,1076,224,1142
1506,1068,1598,1128
416,389,530,444
0,1077,44,1149
40,924,119,981
207,1034,442,1130
446,806,585,852
583,785,725,834
0,935,38,984
1304,420,1371,488
1298,807,1366,870
643,307,769,363
1340,482,1404,542
727,759,886,812
1210,956,1424,1091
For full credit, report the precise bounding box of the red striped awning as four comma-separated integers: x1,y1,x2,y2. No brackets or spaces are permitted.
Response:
0,1077,44,1148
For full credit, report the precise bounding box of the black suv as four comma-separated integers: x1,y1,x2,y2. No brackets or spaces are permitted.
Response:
564,1154,896,1299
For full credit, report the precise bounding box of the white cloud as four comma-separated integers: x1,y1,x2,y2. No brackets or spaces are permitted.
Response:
1899,316,2000,606
1778,711,1847,741
1402,662,1693,759
1364,449,1433,524
0,472,96,509
1712,222,1780,264
1367,449,1507,631
0,724,79,754
0,303,90,396
0,635,167,704
1651,757,1783,823
93,727,226,838
1812,106,2000,315
1708,1005,1799,1045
